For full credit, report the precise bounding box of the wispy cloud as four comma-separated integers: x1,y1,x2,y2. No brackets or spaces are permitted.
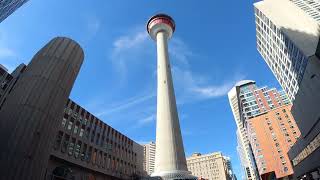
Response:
0,47,16,58
138,114,155,125
96,93,155,117
170,38,193,67
83,14,101,40
192,79,242,98
0,29,18,72
103,25,245,127
110,27,151,80
113,31,149,54
131,114,156,129
172,66,245,104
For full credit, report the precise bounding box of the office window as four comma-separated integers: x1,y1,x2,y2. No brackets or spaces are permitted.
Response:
86,128,90,139
54,131,63,150
61,134,70,153
74,141,81,159
91,132,95,143
67,118,74,130
87,147,92,163
74,122,80,135
68,138,76,156
62,114,68,127
81,144,87,161
93,149,97,165
108,155,111,169
79,127,84,137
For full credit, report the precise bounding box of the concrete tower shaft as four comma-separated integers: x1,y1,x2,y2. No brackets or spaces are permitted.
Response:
147,14,196,180
0,37,84,180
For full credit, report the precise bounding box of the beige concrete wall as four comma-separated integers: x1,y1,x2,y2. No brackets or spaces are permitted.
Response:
187,152,229,180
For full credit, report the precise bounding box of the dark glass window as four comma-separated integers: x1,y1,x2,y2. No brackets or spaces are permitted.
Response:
74,140,81,159
87,147,92,163
68,138,76,156
61,134,70,153
54,131,63,150
81,144,87,161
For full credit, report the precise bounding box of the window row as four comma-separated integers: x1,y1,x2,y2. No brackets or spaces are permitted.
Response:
292,132,320,166
61,111,134,152
53,131,138,175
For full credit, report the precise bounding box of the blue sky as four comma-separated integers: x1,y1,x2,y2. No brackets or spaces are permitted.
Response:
0,0,282,179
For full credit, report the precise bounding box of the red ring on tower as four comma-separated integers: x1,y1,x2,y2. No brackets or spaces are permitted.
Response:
147,13,175,33
147,13,175,40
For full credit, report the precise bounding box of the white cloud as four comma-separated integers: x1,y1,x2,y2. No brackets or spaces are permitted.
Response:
138,114,155,124
0,47,16,58
169,38,193,67
96,93,155,117
0,30,16,58
192,81,238,98
104,25,246,126
113,31,149,54
83,15,101,40
172,66,245,104
0,29,18,72
110,27,151,80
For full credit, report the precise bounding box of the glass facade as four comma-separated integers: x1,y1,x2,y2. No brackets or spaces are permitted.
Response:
228,81,260,180
229,80,292,180
239,83,290,123
254,6,308,101
289,0,320,23
0,0,28,22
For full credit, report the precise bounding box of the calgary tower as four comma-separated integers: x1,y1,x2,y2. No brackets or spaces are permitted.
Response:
147,14,197,180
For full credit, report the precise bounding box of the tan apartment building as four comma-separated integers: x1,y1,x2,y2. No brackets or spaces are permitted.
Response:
186,152,230,180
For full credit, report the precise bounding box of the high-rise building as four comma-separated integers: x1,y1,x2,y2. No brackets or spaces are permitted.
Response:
254,0,319,101
186,152,230,180
247,104,300,179
0,64,10,98
143,141,156,175
224,156,237,180
254,0,320,178
236,129,251,180
228,80,260,180
0,38,145,180
0,63,26,108
146,14,195,180
229,80,291,179
288,0,320,23
0,0,29,22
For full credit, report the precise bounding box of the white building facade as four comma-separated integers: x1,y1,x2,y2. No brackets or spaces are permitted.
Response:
254,0,320,101
143,142,156,175
228,81,260,180
289,0,320,23
254,0,320,178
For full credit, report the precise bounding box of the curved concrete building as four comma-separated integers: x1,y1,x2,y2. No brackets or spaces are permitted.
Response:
147,14,196,180
0,37,84,180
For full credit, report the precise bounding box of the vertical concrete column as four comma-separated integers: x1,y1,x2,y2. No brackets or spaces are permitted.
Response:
147,14,196,179
0,37,84,180
155,30,188,172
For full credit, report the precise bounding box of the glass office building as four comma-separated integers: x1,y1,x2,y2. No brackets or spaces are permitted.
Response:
0,0,29,22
